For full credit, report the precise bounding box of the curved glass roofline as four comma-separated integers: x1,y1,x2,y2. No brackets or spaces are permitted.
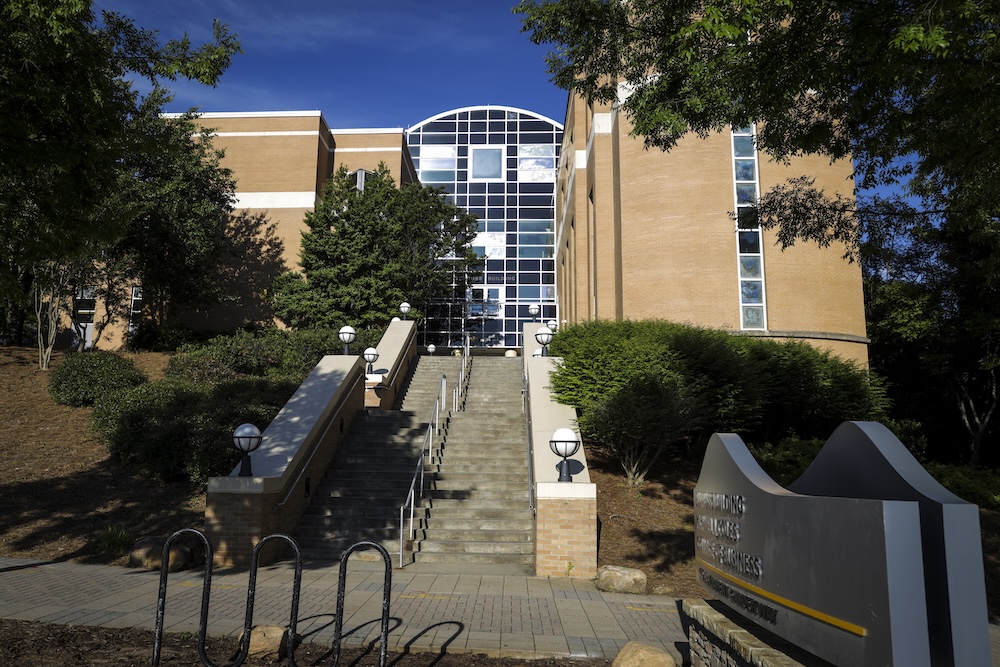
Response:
408,104,564,132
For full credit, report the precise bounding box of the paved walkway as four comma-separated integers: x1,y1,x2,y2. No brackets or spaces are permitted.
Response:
2,556,999,665
0,557,687,663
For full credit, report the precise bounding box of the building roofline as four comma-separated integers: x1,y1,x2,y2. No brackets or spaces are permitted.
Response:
408,105,564,131
162,110,323,119
330,128,406,134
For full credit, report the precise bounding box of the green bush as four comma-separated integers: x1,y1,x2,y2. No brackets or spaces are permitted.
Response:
49,351,148,407
748,437,826,487
166,327,386,383
549,320,886,475
126,322,222,352
924,463,1000,510
92,377,298,485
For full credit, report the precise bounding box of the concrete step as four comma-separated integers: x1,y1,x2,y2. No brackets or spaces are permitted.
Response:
411,551,534,566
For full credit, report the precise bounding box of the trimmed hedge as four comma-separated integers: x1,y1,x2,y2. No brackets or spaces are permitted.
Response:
92,377,298,485
166,327,385,383
49,351,148,407
548,320,888,480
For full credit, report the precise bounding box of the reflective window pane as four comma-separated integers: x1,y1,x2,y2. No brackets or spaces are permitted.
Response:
738,231,761,254
739,256,762,278
733,135,755,157
472,148,503,179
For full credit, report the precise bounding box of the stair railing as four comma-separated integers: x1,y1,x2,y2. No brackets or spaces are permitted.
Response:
398,373,447,567
452,334,471,412
523,368,535,513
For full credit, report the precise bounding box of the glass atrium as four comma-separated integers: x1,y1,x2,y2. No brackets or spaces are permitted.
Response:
406,105,563,348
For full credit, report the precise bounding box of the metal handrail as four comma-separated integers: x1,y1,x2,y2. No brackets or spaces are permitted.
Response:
398,374,447,567
453,334,471,412
523,368,535,513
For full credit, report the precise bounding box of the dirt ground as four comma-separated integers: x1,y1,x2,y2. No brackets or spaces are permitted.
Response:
0,344,997,665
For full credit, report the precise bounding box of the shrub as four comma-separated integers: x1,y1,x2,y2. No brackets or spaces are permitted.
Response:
166,327,385,383
126,322,221,352
924,464,1000,510
549,320,886,477
49,351,148,407
748,438,826,487
92,377,298,485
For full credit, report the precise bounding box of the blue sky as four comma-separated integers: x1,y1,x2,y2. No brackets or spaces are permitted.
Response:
94,1,568,129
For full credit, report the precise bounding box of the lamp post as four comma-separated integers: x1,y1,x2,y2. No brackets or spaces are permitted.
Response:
535,326,553,357
528,304,540,321
363,347,379,374
233,423,263,477
547,319,558,332
549,427,580,482
427,344,436,356
339,325,356,355
399,302,411,320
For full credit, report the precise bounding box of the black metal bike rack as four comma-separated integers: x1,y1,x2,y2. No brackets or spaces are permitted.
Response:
151,531,393,667
152,530,303,667
331,541,392,667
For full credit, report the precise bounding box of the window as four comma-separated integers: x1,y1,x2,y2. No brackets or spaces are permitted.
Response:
732,127,766,330
471,148,504,180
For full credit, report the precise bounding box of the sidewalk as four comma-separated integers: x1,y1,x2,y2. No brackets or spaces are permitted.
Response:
4,555,999,665
0,557,688,663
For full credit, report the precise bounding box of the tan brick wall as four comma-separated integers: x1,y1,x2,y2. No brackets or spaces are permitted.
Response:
556,92,869,365
534,496,598,578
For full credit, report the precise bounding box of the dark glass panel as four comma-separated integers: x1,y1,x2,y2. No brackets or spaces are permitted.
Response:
423,133,457,144
519,260,541,270
738,231,761,254
520,272,541,284
424,121,456,132
522,132,553,143
542,260,555,271
470,110,487,120
470,133,487,144
471,121,487,132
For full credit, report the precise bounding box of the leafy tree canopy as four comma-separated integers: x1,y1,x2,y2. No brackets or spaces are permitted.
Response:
516,0,1000,250
272,165,479,330
0,0,240,315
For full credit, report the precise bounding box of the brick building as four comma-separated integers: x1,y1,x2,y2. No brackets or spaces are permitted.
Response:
555,94,869,365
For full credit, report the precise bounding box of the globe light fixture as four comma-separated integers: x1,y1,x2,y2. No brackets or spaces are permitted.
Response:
232,423,263,477
535,326,553,357
399,302,411,320
528,304,540,321
363,347,379,374
547,319,558,331
427,344,436,356
338,325,357,355
549,427,581,482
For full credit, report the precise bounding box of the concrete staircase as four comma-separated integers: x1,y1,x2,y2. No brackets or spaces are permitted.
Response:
410,356,534,567
292,354,533,568
291,356,459,561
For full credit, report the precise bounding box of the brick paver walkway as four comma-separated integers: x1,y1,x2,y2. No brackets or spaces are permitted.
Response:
3,556,999,665
0,557,687,662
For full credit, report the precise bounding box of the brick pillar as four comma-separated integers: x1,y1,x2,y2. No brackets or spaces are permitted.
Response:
535,482,597,578
205,478,283,568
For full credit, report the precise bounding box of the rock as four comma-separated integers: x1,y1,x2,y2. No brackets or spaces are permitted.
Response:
612,641,676,667
127,536,192,572
650,583,674,596
596,565,647,594
504,349,518,357
245,625,289,661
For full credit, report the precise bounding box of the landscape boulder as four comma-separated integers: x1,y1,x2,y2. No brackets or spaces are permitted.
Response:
128,536,193,572
612,641,676,667
244,625,289,661
596,565,647,594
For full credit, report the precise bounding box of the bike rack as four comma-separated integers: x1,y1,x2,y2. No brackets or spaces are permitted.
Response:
331,541,392,667
151,531,393,667
152,530,303,667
